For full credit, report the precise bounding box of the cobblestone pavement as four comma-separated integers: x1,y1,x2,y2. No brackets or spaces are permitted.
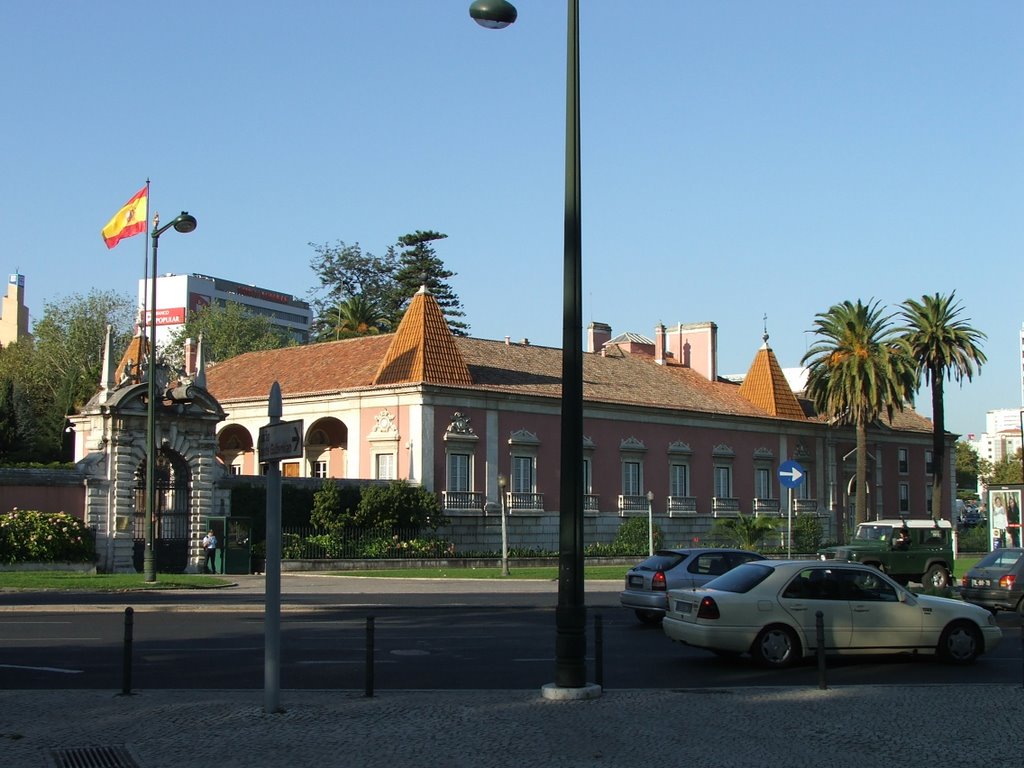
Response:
2,685,1022,768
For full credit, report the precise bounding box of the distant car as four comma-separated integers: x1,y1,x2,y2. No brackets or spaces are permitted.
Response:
959,548,1024,614
662,560,1001,668
959,509,986,530
619,548,765,624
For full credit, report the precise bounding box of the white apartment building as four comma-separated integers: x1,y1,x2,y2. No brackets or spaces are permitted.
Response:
967,408,1023,467
138,273,312,349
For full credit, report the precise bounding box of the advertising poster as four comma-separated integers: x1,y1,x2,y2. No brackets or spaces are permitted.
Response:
988,488,1022,549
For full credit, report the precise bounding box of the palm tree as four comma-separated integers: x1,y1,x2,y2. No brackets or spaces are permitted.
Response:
711,513,778,550
899,292,986,521
801,299,917,528
330,295,389,340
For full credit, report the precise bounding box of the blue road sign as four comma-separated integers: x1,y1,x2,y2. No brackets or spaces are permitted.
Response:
778,459,805,489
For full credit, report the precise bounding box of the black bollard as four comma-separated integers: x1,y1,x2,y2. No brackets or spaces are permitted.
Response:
365,616,375,698
594,613,603,688
121,607,134,696
815,610,827,690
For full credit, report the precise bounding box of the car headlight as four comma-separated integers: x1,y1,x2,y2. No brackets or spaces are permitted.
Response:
819,554,826,561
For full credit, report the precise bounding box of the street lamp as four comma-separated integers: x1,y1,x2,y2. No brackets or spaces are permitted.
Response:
143,211,197,582
471,0,588,692
646,491,655,556
498,474,510,576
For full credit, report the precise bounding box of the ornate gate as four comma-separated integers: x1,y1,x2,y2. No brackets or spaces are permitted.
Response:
133,449,191,572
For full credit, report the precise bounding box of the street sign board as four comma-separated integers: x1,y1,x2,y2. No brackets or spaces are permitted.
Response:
258,419,304,462
778,459,805,489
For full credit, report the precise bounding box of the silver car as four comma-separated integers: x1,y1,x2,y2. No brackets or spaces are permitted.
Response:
620,548,765,624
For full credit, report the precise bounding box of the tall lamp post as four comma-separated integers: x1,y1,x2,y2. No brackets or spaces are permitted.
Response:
471,0,590,693
498,474,510,576
143,211,197,583
646,491,655,556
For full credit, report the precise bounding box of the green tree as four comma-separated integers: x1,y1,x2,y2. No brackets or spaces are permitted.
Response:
792,514,824,554
982,452,1023,486
390,231,469,336
355,481,446,531
7,290,135,459
955,440,982,498
711,514,778,550
899,292,986,519
307,241,399,341
0,376,20,460
802,299,917,526
165,302,293,367
324,295,390,340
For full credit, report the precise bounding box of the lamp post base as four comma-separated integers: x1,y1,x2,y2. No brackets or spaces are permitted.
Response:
540,682,602,701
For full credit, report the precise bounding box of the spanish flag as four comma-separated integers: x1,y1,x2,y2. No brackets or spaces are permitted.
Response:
101,186,148,249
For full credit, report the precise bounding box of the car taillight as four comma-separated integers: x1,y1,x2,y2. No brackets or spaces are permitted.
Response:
652,571,667,591
999,574,1016,589
697,596,720,620
961,575,968,587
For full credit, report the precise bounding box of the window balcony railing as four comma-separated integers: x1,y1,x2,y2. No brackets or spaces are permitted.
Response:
584,494,600,515
506,492,544,514
618,494,650,516
667,496,698,516
793,498,819,515
712,497,741,517
753,498,781,517
441,491,485,515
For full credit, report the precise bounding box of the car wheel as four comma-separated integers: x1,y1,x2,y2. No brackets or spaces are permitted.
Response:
937,621,981,665
751,625,800,668
634,609,662,625
923,565,950,589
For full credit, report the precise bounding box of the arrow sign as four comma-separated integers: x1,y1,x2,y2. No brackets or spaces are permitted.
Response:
259,419,304,461
778,459,805,489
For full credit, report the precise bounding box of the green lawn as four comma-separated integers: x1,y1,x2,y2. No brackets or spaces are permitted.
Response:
0,572,230,591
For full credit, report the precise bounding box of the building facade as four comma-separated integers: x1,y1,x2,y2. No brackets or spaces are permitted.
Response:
138,272,312,349
204,288,949,551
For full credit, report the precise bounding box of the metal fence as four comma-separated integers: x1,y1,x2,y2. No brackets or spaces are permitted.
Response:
281,527,457,560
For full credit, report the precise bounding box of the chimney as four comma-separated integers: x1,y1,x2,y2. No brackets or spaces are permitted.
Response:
655,323,666,365
587,321,611,353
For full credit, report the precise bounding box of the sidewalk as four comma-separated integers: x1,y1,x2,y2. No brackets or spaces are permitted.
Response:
2,685,1020,768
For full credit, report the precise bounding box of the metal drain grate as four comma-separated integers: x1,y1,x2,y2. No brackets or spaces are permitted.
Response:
47,746,141,768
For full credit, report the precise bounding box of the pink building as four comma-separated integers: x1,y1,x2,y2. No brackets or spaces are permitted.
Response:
205,288,945,549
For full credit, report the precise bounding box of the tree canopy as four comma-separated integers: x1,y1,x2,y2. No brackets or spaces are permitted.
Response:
307,230,468,341
0,289,134,461
165,302,294,368
802,299,917,528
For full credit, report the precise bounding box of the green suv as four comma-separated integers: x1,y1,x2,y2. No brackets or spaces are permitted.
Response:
817,518,954,588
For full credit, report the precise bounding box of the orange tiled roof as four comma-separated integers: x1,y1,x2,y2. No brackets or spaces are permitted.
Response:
737,342,806,420
373,287,473,386
115,334,148,385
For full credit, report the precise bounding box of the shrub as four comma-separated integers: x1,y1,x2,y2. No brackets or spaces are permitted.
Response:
792,514,824,554
356,481,447,531
0,510,95,564
611,517,663,556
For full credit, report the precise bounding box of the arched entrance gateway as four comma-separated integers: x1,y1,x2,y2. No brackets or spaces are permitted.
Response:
69,330,227,573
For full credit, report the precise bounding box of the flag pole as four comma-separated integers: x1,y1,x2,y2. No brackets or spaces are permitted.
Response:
141,179,151,337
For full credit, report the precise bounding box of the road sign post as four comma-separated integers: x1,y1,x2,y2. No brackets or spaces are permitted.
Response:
778,460,806,558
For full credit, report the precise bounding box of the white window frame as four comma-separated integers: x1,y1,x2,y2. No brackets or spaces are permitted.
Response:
447,452,471,492
511,455,535,494
899,482,910,513
714,465,732,498
755,467,772,499
622,460,642,497
898,447,909,474
375,452,396,480
670,462,690,497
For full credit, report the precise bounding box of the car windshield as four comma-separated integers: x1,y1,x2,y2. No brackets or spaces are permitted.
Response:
632,551,686,572
973,549,1024,569
854,525,893,542
702,562,774,593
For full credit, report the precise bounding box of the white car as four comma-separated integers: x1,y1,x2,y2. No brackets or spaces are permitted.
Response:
662,560,1002,668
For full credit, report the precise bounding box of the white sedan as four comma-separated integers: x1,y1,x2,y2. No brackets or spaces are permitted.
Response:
662,560,1002,668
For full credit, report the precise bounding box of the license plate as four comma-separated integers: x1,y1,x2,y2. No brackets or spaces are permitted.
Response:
629,575,644,588
675,600,692,614
971,578,991,587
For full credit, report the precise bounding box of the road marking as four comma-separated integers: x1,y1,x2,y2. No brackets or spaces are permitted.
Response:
0,663,82,674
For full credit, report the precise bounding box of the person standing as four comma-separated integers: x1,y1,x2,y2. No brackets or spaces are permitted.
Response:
202,529,218,574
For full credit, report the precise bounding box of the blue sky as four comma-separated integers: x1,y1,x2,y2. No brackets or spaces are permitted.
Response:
2,1,1020,439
